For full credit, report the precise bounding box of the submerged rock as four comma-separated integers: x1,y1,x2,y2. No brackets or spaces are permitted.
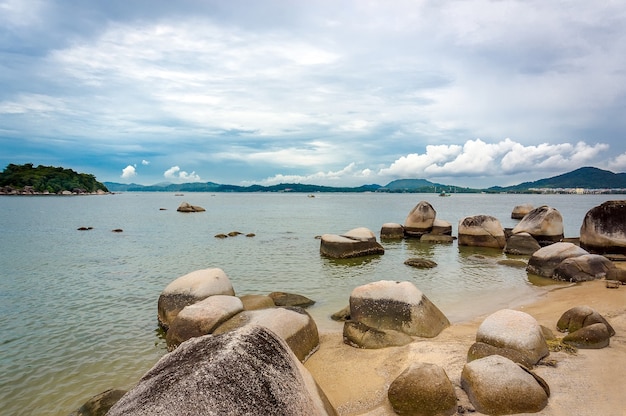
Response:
176,202,205,212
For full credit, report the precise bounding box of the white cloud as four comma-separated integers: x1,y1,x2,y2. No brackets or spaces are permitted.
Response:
121,165,136,179
164,166,201,182
257,163,374,186
141,159,150,165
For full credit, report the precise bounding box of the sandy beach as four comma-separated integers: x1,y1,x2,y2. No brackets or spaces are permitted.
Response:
305,278,626,416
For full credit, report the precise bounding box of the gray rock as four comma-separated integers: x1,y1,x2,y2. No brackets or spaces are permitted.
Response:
106,326,337,416
380,222,405,239
387,362,457,416
213,306,319,362
458,215,506,249
342,321,413,349
556,305,615,337
404,201,436,237
430,219,452,235
330,305,351,321
268,291,315,308
580,200,626,254
69,388,126,416
157,268,235,330
165,295,244,350
320,227,385,259
461,355,549,415
404,257,437,268
176,201,206,212
526,242,589,278
504,232,541,255
562,323,612,349
349,280,450,338
476,309,549,365
511,203,534,219
552,254,616,282
512,205,564,244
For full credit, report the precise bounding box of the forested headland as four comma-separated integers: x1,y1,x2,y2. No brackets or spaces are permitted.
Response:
0,163,109,195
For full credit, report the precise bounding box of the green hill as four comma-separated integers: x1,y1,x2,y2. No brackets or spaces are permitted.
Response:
488,167,626,192
0,163,109,194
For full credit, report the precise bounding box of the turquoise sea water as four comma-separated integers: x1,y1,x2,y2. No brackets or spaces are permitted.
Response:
0,192,618,415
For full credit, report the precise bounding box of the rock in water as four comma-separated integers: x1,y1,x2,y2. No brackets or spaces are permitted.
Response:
319,227,384,259
511,205,564,244
458,215,506,249
511,203,534,219
404,201,436,237
526,242,589,278
176,201,206,212
106,326,337,416
580,200,626,254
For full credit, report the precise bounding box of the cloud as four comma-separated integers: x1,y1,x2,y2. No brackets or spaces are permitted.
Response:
141,159,150,165
255,163,374,186
164,166,201,182
121,165,136,179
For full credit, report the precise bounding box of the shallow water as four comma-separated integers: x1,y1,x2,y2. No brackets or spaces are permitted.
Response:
0,192,617,415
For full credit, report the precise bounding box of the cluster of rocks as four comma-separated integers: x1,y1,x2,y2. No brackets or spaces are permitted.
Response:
176,201,206,212
214,230,256,238
0,185,108,195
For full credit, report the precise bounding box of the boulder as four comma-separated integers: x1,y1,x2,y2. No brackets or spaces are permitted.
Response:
404,257,437,268
606,267,626,284
176,201,206,212
504,232,541,255
476,309,549,365
467,341,535,368
320,227,384,259
213,306,319,362
157,268,235,330
404,201,436,237
380,223,405,239
511,203,534,219
556,306,615,336
106,326,337,416
430,219,452,235
580,200,626,254
69,388,127,416
330,305,351,321
165,295,244,350
269,291,315,308
552,254,616,282
562,323,612,349
343,321,413,349
239,294,275,310
461,355,549,415
458,215,506,249
526,242,589,278
349,280,450,338
420,234,454,244
387,362,457,416
511,205,564,245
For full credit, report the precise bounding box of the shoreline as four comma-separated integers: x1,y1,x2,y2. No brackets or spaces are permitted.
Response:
304,278,626,415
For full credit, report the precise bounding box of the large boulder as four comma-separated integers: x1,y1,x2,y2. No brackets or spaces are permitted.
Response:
380,223,404,239
526,242,589,278
165,295,244,350
512,205,564,244
504,232,541,255
349,280,450,338
387,362,457,416
467,341,535,368
239,294,275,310
475,309,549,365
552,254,616,282
176,201,206,212
458,215,506,249
461,355,549,415
343,321,413,349
580,200,626,254
320,227,384,259
106,326,337,416
511,203,534,219
430,219,452,236
556,306,615,337
157,268,235,330
213,306,319,362
562,323,612,349
404,201,436,237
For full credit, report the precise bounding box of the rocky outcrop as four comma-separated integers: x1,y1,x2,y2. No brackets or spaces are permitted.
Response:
526,242,589,278
557,305,615,349
347,280,449,345
458,215,506,249
552,254,616,282
213,306,319,362
69,388,126,416
475,309,549,365
176,201,206,212
319,227,384,259
165,295,244,350
106,326,337,416
511,203,534,219
404,201,436,237
504,232,541,255
461,355,549,415
580,200,626,254
511,205,564,245
157,268,235,330
380,223,404,239
387,362,457,416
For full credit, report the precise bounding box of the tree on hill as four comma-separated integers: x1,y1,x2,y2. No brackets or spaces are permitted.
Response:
0,163,109,193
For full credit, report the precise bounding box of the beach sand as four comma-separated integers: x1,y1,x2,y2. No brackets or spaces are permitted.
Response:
304,278,626,416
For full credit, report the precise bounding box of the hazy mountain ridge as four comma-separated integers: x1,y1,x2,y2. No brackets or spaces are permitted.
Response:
103,166,626,193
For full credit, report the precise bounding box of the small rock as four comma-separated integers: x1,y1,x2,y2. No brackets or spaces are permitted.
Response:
269,292,315,308
404,257,438,268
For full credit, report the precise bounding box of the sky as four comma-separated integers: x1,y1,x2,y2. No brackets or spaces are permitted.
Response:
1,0,626,188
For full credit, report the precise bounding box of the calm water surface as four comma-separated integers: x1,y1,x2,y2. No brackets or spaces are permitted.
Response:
0,192,618,415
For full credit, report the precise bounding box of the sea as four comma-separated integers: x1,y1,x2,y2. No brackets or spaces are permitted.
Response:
0,191,620,416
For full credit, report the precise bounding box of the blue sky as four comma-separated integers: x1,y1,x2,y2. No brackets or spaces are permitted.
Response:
1,0,626,187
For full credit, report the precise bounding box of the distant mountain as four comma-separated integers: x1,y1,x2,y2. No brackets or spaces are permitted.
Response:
104,181,382,193
380,178,481,193
488,167,626,192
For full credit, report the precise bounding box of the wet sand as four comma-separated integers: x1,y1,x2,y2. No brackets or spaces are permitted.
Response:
305,278,626,416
